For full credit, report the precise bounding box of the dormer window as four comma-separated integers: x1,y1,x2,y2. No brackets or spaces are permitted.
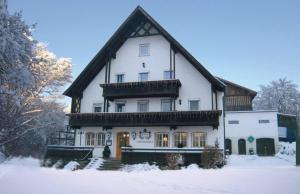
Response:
139,43,150,57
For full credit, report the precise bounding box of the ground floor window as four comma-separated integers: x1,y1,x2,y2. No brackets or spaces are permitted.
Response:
155,133,169,147
96,133,106,146
86,133,95,146
192,132,206,147
173,132,188,147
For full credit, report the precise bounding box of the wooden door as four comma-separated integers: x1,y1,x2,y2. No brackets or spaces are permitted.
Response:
238,139,246,155
116,132,129,159
256,138,275,156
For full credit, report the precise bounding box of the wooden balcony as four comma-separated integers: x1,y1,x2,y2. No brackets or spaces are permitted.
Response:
224,95,253,111
67,110,222,128
100,79,181,100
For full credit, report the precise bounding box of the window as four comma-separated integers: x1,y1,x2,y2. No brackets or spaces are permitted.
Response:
192,132,206,147
228,120,239,124
93,103,102,112
139,44,150,57
155,133,169,147
86,133,95,146
96,133,105,146
116,74,124,83
139,72,149,81
189,100,200,111
138,100,149,112
259,120,270,124
161,99,172,112
173,132,188,147
163,70,174,80
115,102,125,112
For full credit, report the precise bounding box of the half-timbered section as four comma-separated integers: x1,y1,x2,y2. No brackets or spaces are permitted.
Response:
63,6,225,164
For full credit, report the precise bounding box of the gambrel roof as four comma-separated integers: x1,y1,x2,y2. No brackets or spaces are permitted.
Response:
64,6,225,97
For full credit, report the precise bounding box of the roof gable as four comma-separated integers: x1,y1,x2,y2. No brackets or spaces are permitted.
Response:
64,6,225,97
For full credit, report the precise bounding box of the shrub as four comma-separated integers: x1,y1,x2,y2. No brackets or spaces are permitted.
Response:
165,153,182,169
201,146,225,169
102,145,111,158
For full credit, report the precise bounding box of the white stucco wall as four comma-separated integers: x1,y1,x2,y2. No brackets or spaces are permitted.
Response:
225,111,279,154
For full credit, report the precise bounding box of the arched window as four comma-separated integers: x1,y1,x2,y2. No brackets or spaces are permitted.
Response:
96,133,106,146
86,133,95,146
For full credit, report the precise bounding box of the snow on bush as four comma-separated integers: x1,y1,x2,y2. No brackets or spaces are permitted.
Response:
64,161,80,171
122,163,160,172
182,164,200,170
0,152,6,163
276,142,296,164
2,157,41,167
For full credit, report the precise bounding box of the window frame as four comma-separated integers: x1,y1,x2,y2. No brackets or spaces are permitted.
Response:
161,99,172,112
173,132,188,148
115,73,125,83
155,132,169,148
115,101,126,112
86,132,95,146
192,132,207,148
188,99,200,111
93,103,103,113
137,100,149,112
95,132,106,147
139,43,150,57
228,120,239,124
163,70,174,80
139,72,149,82
259,119,270,124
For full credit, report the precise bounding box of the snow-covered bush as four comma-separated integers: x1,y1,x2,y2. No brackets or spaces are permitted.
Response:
166,153,182,169
201,146,225,169
278,142,295,156
64,161,80,171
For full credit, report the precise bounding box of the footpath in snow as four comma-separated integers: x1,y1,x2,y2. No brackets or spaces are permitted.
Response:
0,154,299,194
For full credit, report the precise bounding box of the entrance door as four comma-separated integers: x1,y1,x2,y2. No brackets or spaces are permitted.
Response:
238,139,246,155
256,138,275,156
225,139,232,155
116,132,129,159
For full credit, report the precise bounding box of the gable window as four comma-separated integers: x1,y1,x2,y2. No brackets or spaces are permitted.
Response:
228,120,239,124
173,132,187,148
163,70,174,80
139,72,149,81
161,99,172,112
95,133,106,146
116,74,124,83
86,133,95,146
189,100,200,111
259,120,270,124
115,102,126,112
138,100,149,112
155,133,169,147
192,132,206,147
93,103,102,113
139,43,150,57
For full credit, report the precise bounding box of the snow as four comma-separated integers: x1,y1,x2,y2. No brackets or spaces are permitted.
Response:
63,161,80,171
0,152,5,164
121,163,160,172
0,156,299,194
276,142,296,164
84,158,104,170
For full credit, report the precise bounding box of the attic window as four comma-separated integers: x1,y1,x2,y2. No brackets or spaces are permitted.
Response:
139,44,150,57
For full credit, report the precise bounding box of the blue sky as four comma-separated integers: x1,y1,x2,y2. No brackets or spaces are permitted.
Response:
8,0,300,102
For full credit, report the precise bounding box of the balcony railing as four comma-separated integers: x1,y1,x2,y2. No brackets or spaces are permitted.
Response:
67,110,222,128
100,79,182,100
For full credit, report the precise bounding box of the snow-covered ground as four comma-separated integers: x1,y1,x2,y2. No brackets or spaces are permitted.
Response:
0,155,299,194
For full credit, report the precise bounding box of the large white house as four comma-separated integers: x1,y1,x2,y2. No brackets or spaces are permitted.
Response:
63,6,226,164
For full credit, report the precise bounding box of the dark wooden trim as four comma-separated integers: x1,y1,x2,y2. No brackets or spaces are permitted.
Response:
215,90,218,110
211,86,214,110
169,44,172,77
173,48,176,79
67,110,221,128
108,57,111,83
100,79,181,100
